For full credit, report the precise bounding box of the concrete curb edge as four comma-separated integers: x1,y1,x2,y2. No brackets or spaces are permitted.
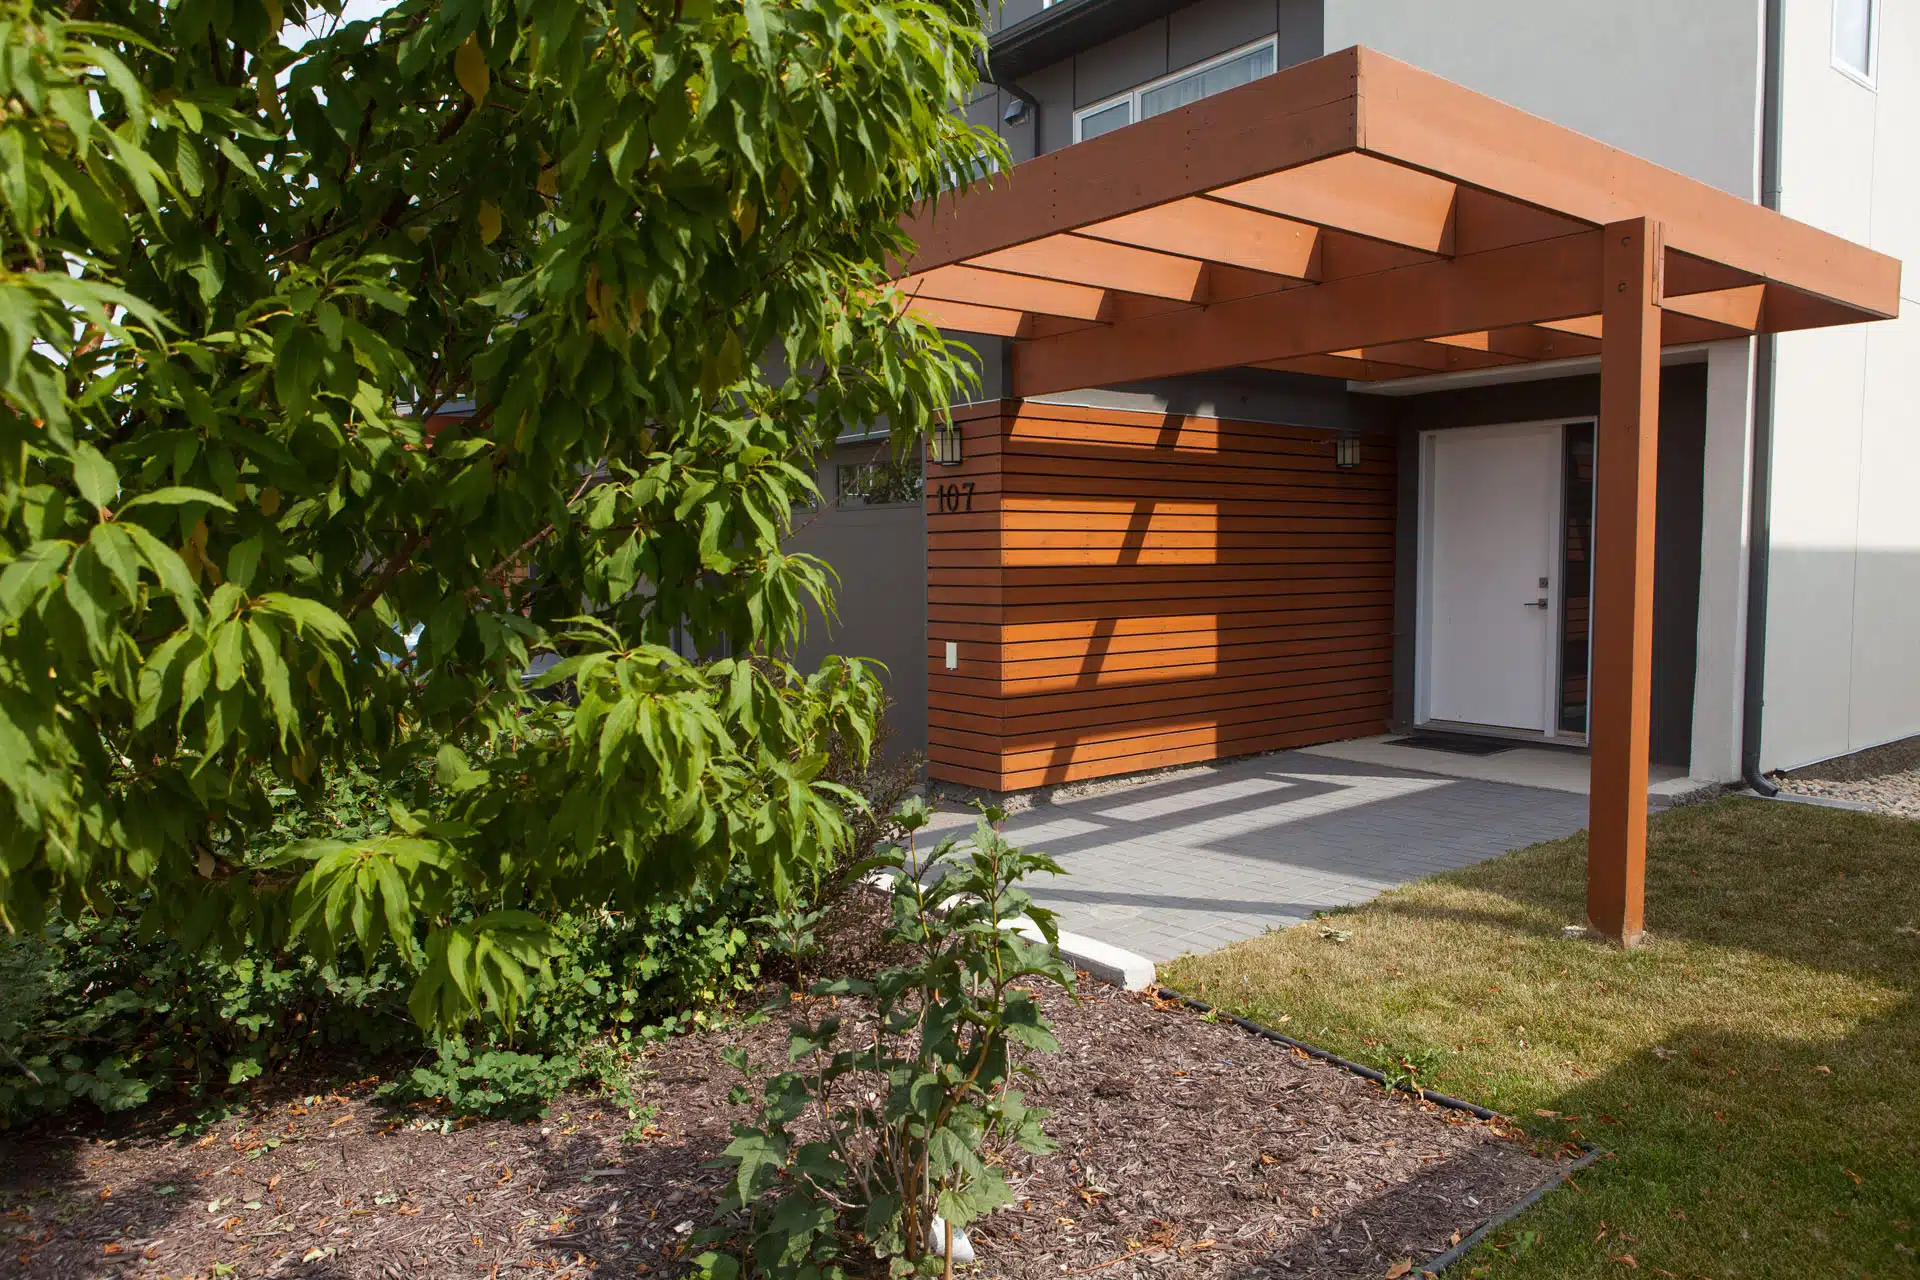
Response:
1010,917,1156,991
859,869,1157,992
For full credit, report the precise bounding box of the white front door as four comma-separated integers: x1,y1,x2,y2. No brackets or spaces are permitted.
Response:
1421,424,1563,733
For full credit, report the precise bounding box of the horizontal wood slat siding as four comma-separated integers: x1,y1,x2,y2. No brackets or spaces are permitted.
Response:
926,400,1396,791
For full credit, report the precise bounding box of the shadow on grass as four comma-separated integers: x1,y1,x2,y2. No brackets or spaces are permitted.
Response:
1473,994,1920,1277
1176,797,1920,1276
1372,797,1920,986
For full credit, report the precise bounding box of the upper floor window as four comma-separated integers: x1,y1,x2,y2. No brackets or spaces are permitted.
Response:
1072,37,1277,142
1833,0,1879,87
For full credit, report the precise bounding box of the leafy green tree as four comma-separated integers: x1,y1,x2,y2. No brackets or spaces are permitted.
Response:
0,0,996,1029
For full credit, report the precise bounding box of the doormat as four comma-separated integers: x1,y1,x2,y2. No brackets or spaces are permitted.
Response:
1385,732,1518,757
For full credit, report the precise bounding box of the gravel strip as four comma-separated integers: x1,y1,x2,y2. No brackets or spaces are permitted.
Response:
1776,734,1920,819
1777,768,1920,818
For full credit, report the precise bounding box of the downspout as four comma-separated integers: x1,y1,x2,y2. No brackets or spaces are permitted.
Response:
983,59,1039,408
980,48,1043,163
1741,0,1785,796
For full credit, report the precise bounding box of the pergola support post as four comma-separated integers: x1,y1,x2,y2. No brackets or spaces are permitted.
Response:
1588,217,1664,947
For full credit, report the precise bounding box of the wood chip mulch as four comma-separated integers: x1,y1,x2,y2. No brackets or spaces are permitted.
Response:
1,926,1567,1279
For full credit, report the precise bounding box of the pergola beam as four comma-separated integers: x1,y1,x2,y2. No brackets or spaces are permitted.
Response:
1012,231,1604,397
1534,311,1751,346
1354,339,1528,372
1481,325,1604,361
1663,284,1766,331
899,51,1362,274
901,48,1897,320
1357,52,1899,315
1254,353,1435,381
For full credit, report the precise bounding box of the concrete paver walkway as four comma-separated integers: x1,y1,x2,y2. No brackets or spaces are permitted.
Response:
923,750,1591,963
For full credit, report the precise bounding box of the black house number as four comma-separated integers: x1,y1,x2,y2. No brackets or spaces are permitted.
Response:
934,481,975,513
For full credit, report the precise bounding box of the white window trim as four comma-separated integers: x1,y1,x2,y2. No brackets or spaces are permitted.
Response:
1071,35,1279,142
1831,0,1880,89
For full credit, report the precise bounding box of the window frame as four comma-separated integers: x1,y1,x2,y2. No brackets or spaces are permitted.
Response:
834,454,925,509
1831,0,1880,89
1071,35,1280,143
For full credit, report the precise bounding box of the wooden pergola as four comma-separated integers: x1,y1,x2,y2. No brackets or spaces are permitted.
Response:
896,46,1901,945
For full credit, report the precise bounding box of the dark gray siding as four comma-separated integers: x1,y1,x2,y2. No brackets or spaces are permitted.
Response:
974,0,1323,162
1172,0,1276,67
991,0,1048,34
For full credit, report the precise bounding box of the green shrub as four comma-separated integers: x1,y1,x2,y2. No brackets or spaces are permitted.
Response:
0,864,770,1127
0,708,911,1129
698,799,1074,1279
0,908,415,1124
381,1040,581,1121
377,874,766,1118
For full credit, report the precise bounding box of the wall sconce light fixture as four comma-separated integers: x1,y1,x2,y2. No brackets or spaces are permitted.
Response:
1334,435,1361,470
930,420,964,466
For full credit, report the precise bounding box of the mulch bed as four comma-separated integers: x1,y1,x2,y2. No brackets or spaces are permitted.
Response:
1,899,1567,1280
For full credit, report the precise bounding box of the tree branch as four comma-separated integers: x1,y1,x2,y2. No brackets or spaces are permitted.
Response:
344,526,433,620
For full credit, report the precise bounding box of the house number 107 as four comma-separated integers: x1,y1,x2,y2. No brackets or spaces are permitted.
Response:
934,482,975,513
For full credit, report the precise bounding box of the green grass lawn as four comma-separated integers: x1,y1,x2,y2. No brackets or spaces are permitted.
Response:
1162,797,1920,1279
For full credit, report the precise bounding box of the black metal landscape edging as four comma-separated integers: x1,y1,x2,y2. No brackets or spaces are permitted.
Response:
1152,985,1606,1276
1412,1143,1605,1277
1155,986,1500,1118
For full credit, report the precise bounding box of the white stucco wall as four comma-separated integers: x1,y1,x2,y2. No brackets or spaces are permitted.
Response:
1323,0,1766,198
1763,0,1920,770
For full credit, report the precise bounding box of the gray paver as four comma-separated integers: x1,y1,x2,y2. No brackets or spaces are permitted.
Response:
950,750,1590,964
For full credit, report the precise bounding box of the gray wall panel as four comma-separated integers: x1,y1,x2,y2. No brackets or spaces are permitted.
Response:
992,0,1045,33
1323,0,1761,199
1021,58,1078,155
785,441,930,759
1275,0,1323,66
1391,423,1419,728
1652,370,1706,773
964,89,1001,131
1168,0,1279,70
1074,21,1170,105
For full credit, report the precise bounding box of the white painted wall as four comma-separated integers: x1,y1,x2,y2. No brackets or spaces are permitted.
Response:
1691,340,1757,782
1323,0,1767,198
1763,0,1920,770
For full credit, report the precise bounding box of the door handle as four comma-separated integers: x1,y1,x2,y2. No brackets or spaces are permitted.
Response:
1523,598,1549,609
